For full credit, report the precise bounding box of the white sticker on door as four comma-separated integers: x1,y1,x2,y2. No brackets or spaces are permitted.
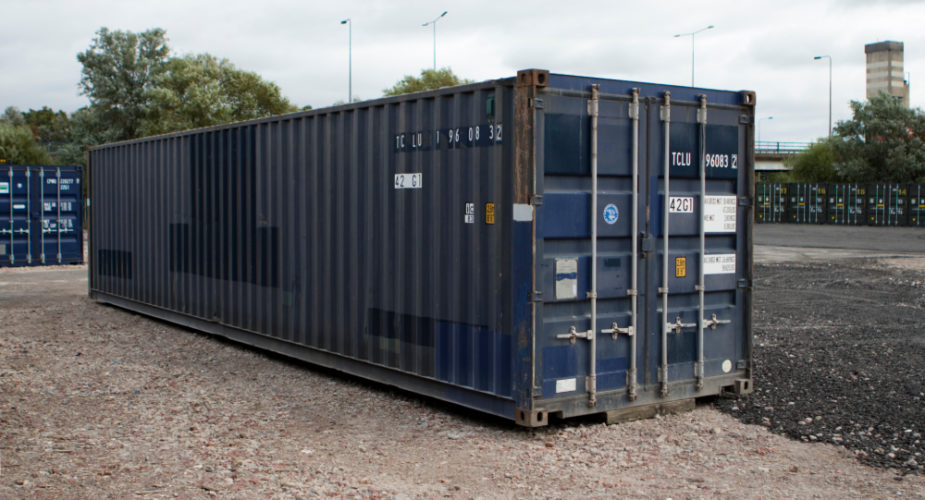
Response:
555,258,578,300
555,377,577,393
669,196,694,213
703,254,736,275
704,196,736,233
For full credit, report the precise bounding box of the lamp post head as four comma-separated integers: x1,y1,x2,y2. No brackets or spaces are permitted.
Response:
706,25,714,29
341,18,349,25
424,11,448,26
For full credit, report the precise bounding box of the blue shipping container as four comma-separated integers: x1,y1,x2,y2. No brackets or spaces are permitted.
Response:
88,70,754,425
1,165,83,267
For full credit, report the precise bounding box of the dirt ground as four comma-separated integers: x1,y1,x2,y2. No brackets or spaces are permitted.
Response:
2,244,925,498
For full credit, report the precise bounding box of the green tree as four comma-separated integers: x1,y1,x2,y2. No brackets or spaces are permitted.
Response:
142,54,297,135
0,125,52,164
383,67,472,96
23,106,72,143
1,106,26,127
55,106,120,166
77,27,170,140
785,139,838,182
831,93,925,183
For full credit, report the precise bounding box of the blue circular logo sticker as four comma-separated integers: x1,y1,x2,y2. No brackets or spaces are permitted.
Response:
603,203,619,224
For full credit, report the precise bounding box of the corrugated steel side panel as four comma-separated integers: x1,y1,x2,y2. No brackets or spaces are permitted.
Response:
90,81,522,418
1,165,83,267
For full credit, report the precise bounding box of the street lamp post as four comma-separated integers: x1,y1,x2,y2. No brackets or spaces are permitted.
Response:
422,11,448,71
758,116,773,143
814,55,832,137
340,18,352,103
674,25,714,87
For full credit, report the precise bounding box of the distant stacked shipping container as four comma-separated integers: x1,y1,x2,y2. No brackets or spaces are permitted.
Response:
756,182,925,226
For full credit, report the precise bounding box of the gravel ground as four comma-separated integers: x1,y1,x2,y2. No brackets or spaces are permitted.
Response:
2,261,925,498
716,258,925,475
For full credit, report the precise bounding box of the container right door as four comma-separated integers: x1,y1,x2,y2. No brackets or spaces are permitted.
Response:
649,91,751,399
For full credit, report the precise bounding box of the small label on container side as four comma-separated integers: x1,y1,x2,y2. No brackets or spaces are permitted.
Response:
393,173,422,189
464,202,475,224
0,182,8,194
555,258,579,300
485,202,495,225
555,378,577,394
669,196,694,213
703,254,736,275
513,203,533,221
675,257,687,278
602,203,619,224
704,196,737,233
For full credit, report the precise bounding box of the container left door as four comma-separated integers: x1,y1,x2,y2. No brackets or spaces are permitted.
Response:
2,167,33,265
535,85,645,413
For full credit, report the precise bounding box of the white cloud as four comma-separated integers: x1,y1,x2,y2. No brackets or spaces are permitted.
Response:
1,0,923,142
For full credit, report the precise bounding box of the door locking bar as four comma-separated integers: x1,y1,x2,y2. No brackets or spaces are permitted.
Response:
666,316,697,334
666,314,727,334
557,325,594,344
704,313,731,330
659,91,671,398
602,321,633,338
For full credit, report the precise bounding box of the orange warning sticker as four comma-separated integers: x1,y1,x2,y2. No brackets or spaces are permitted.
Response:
485,202,495,225
675,257,687,278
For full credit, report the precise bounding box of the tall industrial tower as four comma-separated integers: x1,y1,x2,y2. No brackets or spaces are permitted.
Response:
865,41,910,107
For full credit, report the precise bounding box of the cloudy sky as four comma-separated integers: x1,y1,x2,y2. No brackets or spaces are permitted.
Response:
1,0,922,142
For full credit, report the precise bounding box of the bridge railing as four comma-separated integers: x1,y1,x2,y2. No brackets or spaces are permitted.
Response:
756,141,811,154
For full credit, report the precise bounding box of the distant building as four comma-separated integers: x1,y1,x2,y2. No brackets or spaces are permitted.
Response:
865,41,910,107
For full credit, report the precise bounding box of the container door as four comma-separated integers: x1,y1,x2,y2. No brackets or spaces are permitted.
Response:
536,86,644,409
911,184,925,226
653,94,743,398
1,167,33,265
44,168,82,263
29,167,78,264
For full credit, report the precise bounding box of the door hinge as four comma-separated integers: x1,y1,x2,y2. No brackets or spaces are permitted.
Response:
530,290,544,303
531,194,544,207
737,279,751,289
739,114,752,125
529,98,545,109
738,196,753,207
641,233,655,253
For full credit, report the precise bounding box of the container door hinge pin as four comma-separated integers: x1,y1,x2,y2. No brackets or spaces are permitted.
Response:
695,361,705,391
